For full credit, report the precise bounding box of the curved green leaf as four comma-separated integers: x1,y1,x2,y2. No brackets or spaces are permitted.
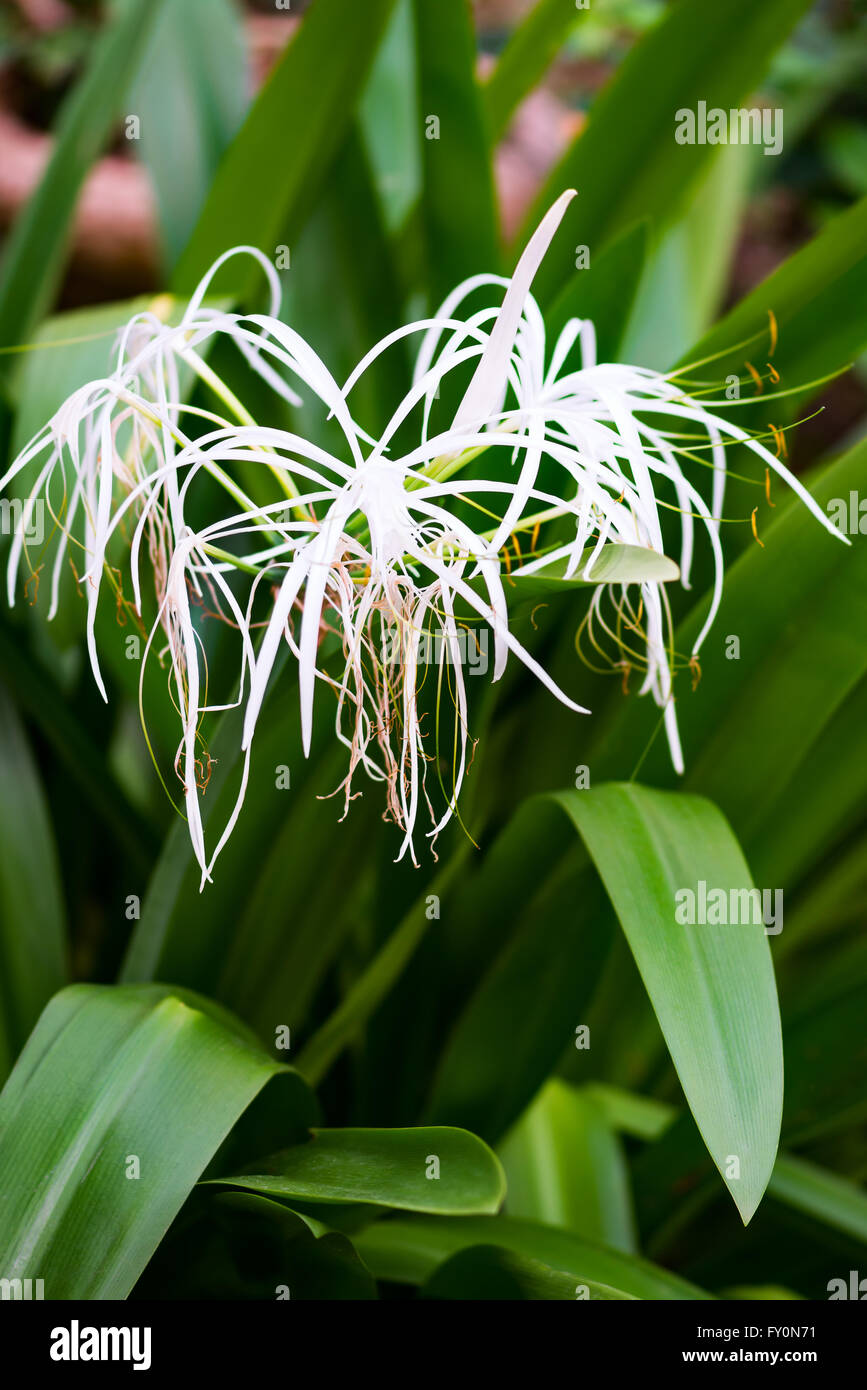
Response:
355,1214,711,1299
413,0,500,304
173,0,398,296
422,1244,634,1300
499,1080,637,1252
522,0,811,305
553,783,783,1224
0,984,314,1298
429,785,783,1224
213,1125,505,1216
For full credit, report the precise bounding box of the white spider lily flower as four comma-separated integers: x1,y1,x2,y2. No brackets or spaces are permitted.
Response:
2,189,699,877
236,447,590,870
415,237,847,771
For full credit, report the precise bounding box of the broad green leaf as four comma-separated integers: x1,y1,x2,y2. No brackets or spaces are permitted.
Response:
130,0,248,267
483,0,590,143
422,1245,634,1300
551,783,783,1224
211,1126,505,1215
173,0,398,297
522,0,812,306
499,1080,637,1252
0,683,66,1079
412,0,500,304
355,1214,711,1299
0,984,314,1298
0,0,167,362
425,783,782,1223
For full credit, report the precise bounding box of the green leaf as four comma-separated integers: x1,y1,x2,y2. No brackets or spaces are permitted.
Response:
551,783,783,1224
422,1245,634,1300
412,0,500,304
0,0,168,362
211,1125,505,1215
483,0,589,144
499,1080,637,1252
522,0,812,306
173,0,399,297
0,683,66,1079
355,1214,711,1299
425,782,782,1224
129,0,248,268
0,984,314,1298
510,543,679,602
359,0,421,231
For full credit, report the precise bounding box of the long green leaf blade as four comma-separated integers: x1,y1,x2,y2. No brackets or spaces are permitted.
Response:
522,0,812,305
355,1214,711,1299
413,0,500,304
172,0,398,297
553,783,783,1224
0,984,313,1298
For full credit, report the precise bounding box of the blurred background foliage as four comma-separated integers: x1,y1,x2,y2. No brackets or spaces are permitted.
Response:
0,0,864,1301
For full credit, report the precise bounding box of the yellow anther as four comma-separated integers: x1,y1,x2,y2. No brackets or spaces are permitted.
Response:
744,360,763,394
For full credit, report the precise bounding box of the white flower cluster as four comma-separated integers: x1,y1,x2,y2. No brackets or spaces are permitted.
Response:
1,192,841,883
